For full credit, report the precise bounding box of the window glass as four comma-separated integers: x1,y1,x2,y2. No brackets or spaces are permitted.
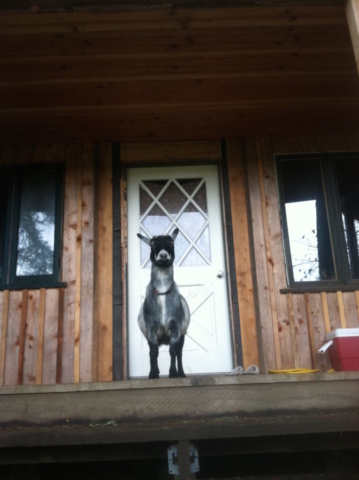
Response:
0,170,10,282
281,159,336,282
16,171,57,277
335,157,359,280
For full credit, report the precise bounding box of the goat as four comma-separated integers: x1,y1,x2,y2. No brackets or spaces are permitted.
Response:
137,228,190,379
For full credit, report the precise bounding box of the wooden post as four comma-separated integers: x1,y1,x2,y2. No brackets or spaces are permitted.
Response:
176,440,195,480
346,0,359,75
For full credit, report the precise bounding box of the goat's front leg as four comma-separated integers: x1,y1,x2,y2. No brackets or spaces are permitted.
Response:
148,341,160,379
168,321,184,378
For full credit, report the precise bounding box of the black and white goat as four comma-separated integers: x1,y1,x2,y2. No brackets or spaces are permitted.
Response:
137,228,190,379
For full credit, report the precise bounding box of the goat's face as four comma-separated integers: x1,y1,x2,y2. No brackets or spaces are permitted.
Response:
138,229,179,267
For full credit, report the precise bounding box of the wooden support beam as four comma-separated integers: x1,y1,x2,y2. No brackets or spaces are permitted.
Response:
177,440,195,480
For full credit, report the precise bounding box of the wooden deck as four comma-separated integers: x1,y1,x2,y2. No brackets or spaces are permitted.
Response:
0,372,358,449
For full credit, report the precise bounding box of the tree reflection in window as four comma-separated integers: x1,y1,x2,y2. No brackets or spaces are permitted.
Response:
16,171,56,276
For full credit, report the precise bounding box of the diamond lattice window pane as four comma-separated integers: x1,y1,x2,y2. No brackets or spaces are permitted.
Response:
193,184,208,214
177,203,206,241
181,247,207,267
142,180,167,198
140,186,153,216
174,231,191,265
177,179,202,196
160,182,187,218
142,204,171,237
195,226,211,262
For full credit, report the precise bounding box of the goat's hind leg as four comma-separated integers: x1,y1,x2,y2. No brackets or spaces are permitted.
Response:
176,334,186,378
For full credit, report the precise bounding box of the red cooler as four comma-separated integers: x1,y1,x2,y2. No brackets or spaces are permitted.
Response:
326,328,359,371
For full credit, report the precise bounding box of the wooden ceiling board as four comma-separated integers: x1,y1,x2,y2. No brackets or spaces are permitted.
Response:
0,4,358,145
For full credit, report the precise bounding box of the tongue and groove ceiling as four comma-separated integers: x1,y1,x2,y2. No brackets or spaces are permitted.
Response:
1,3,359,144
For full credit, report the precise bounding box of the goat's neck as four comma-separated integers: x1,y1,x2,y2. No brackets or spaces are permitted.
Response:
151,264,173,292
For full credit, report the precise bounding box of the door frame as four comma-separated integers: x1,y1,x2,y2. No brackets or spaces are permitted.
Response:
112,141,243,380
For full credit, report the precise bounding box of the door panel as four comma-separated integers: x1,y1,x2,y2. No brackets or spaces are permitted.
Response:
127,165,233,377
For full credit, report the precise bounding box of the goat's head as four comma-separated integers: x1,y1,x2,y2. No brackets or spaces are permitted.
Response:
137,228,179,267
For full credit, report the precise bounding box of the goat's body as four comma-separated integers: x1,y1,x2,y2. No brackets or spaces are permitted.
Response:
136,232,190,378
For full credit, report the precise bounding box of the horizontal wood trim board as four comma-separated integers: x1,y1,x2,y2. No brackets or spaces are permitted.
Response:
121,141,221,162
0,7,347,29
2,75,359,110
0,0,344,13
0,52,356,86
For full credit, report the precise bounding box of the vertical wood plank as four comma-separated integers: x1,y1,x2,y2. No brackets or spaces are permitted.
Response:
342,292,359,328
0,291,9,385
304,293,317,369
4,291,22,386
245,138,277,372
80,144,95,383
355,291,359,325
309,293,331,371
23,290,40,385
94,143,113,382
61,145,80,384
337,291,347,329
36,288,45,385
327,292,342,331
42,288,59,385
257,137,294,369
292,293,312,369
321,292,331,334
17,290,28,385
120,161,128,380
74,153,83,384
226,139,260,369
287,294,299,369
56,288,65,384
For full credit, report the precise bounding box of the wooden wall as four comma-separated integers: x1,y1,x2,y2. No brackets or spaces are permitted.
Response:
230,134,359,373
0,144,113,386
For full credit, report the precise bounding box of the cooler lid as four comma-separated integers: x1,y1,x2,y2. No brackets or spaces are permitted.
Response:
326,328,359,340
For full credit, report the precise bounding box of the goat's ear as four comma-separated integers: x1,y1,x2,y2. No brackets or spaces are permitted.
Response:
171,228,179,242
137,233,151,246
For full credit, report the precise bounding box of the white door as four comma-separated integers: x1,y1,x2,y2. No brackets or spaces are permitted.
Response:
127,165,233,377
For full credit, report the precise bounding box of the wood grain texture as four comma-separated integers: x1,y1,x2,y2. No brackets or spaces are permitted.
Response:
304,293,317,369
42,288,59,385
94,143,113,382
74,153,83,383
80,144,95,383
36,288,45,385
17,290,28,385
292,294,312,369
56,288,65,384
23,290,40,385
61,145,80,383
226,139,259,369
121,140,221,163
337,291,347,329
326,292,341,331
257,137,294,369
245,137,277,372
287,294,299,368
309,293,331,371
4,291,23,386
321,292,331,334
0,291,9,385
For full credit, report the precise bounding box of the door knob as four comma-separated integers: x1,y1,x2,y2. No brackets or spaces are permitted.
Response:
217,270,224,278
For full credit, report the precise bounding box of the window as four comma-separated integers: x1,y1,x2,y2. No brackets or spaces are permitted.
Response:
0,165,64,289
276,153,359,290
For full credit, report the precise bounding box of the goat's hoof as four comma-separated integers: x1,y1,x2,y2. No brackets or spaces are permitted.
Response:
169,368,178,378
178,371,187,378
149,370,160,379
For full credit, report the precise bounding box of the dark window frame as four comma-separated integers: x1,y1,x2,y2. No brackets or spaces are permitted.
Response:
276,152,359,292
0,163,66,290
